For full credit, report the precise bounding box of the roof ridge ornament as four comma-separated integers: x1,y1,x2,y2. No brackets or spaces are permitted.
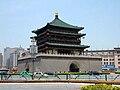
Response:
55,11,58,18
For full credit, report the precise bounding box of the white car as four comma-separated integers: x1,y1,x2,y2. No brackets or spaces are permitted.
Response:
34,72,49,78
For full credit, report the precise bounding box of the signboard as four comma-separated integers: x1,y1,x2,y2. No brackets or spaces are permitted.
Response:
102,65,115,69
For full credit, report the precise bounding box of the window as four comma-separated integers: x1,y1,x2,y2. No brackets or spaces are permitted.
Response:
110,62,114,65
104,56,108,58
110,59,114,61
109,51,113,54
98,52,102,54
104,59,108,61
103,51,107,54
118,62,120,64
117,51,120,54
109,56,114,58
104,62,108,65
93,52,97,55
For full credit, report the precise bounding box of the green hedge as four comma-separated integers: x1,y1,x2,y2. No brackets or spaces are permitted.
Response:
101,72,110,75
56,72,88,75
56,72,110,75
115,72,120,74
81,84,120,90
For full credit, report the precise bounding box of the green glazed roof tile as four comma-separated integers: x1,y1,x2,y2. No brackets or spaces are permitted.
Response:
38,42,90,49
49,17,83,29
47,30,86,36
33,14,84,33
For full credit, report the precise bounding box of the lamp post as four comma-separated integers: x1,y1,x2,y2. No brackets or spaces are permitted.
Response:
30,37,38,80
13,51,18,69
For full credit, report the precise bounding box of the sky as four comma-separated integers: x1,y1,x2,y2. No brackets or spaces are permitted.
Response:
0,0,120,53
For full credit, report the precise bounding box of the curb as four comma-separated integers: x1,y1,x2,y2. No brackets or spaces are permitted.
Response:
0,80,120,85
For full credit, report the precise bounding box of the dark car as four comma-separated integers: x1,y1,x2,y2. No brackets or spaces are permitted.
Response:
0,70,9,75
44,72,54,75
88,71,101,75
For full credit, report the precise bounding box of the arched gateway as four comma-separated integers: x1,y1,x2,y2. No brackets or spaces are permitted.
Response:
69,62,79,72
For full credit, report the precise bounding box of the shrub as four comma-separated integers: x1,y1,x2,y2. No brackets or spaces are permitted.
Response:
56,72,87,75
101,72,110,75
115,72,120,74
56,72,111,75
81,84,120,90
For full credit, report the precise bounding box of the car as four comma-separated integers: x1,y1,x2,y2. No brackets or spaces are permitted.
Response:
34,72,43,76
0,69,9,75
88,71,101,75
34,72,49,78
44,71,54,75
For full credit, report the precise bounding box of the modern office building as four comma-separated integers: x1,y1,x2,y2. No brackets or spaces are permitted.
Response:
4,47,26,69
0,53,3,68
84,48,120,71
18,13,101,73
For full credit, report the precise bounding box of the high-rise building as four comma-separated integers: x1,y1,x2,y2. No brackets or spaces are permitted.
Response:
0,53,3,68
4,47,25,69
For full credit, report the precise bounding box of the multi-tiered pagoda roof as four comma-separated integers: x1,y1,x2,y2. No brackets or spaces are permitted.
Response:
32,12,90,55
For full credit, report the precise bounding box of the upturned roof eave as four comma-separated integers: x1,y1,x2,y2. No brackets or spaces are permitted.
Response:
32,24,48,34
38,42,90,49
48,17,84,30
48,24,84,30
32,15,84,33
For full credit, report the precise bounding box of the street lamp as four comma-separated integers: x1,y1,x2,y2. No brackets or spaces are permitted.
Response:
30,37,38,80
